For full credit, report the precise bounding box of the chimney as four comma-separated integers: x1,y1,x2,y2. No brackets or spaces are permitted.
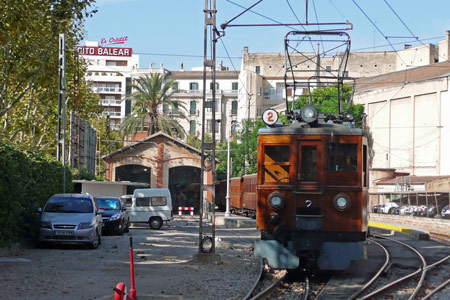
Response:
180,62,184,71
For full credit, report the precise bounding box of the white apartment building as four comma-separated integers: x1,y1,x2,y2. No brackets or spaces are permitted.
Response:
77,41,139,129
166,68,239,142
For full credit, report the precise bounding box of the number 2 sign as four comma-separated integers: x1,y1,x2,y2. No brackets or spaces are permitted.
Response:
262,109,279,126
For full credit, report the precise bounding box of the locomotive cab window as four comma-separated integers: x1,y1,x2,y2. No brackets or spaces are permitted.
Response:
263,145,290,183
327,143,357,172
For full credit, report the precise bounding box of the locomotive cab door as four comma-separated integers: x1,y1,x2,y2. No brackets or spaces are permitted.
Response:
297,140,322,191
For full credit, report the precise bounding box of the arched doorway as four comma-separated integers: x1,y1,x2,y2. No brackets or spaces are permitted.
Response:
169,166,201,213
115,164,151,194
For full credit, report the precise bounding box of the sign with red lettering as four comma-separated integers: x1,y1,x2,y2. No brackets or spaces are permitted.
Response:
262,108,279,126
76,46,132,57
100,36,128,46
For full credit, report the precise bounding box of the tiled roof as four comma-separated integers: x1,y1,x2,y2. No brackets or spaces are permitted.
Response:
355,61,450,93
168,70,239,80
376,175,450,185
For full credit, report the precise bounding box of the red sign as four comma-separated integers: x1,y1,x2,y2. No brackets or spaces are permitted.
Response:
100,36,128,46
76,46,132,57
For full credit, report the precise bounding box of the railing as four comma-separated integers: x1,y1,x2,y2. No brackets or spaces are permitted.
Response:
93,87,122,93
102,111,121,117
101,99,121,106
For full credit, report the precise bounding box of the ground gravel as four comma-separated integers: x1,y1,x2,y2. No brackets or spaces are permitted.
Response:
0,218,260,300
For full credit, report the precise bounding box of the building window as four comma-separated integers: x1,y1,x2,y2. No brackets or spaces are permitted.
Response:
206,98,212,112
190,120,196,133
190,101,197,115
210,82,219,90
232,82,238,90
255,66,260,74
172,101,179,115
173,82,178,91
231,101,238,115
262,87,275,100
189,82,199,90
106,60,127,67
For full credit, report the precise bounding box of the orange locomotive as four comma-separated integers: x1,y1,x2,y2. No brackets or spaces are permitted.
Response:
254,105,369,270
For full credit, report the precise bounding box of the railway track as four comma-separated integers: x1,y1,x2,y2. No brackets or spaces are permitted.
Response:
354,235,450,299
243,260,334,300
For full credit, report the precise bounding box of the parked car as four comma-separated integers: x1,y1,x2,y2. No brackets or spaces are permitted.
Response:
95,196,130,235
372,205,382,213
426,205,437,218
441,205,450,219
38,194,102,249
378,201,399,214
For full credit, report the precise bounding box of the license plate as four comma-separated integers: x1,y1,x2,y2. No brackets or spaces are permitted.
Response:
54,230,74,236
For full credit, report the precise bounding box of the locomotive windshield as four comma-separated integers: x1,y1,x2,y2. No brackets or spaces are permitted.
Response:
327,143,357,172
263,145,290,183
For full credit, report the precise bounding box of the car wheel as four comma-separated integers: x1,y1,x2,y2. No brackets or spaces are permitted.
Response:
388,208,395,214
90,230,100,249
149,217,163,230
124,219,130,233
117,223,124,235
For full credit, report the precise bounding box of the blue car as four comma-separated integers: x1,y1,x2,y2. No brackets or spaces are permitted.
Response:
96,197,130,235
441,205,450,219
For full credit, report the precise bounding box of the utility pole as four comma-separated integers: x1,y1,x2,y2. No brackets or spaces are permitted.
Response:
195,0,220,262
57,34,67,193
225,140,231,217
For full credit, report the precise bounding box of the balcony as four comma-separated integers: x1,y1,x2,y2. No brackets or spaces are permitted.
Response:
93,87,122,93
101,99,121,106
102,111,121,117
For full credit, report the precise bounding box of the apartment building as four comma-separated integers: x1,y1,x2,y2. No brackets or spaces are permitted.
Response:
167,68,240,142
77,41,139,129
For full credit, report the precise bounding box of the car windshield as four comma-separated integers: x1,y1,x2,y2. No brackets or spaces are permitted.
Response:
44,197,93,213
96,198,120,210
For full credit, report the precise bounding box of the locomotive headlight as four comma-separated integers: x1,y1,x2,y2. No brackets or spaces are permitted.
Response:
268,192,285,210
300,105,318,123
333,193,351,211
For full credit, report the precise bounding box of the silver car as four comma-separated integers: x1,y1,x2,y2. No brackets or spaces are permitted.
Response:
38,194,102,249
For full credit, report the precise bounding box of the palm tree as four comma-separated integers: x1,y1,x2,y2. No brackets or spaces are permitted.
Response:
120,73,187,139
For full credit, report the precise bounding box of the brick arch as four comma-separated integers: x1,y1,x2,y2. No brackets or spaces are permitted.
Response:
115,164,151,184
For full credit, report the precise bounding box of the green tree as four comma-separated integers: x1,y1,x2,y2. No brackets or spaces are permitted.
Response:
294,85,364,126
0,0,98,152
120,73,188,139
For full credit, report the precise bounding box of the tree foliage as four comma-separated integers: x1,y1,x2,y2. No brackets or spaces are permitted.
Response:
215,118,266,181
0,0,99,153
294,85,365,126
0,142,72,246
120,73,188,139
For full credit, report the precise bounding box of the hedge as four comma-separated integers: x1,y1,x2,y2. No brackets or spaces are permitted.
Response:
0,142,73,246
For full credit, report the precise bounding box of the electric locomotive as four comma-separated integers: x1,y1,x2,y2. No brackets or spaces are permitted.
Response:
254,105,369,271
253,28,369,271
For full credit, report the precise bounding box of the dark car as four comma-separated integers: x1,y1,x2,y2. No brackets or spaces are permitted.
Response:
372,205,382,213
96,197,130,235
441,205,450,219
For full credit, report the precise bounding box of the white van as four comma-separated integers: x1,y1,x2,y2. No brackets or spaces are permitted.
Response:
120,188,173,229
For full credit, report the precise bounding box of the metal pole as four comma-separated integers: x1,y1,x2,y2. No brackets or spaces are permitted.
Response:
225,140,231,217
57,33,67,193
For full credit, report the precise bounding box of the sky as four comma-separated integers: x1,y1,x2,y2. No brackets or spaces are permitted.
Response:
84,0,450,71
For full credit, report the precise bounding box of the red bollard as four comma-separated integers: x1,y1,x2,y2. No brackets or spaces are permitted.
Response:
129,235,137,300
113,235,138,300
